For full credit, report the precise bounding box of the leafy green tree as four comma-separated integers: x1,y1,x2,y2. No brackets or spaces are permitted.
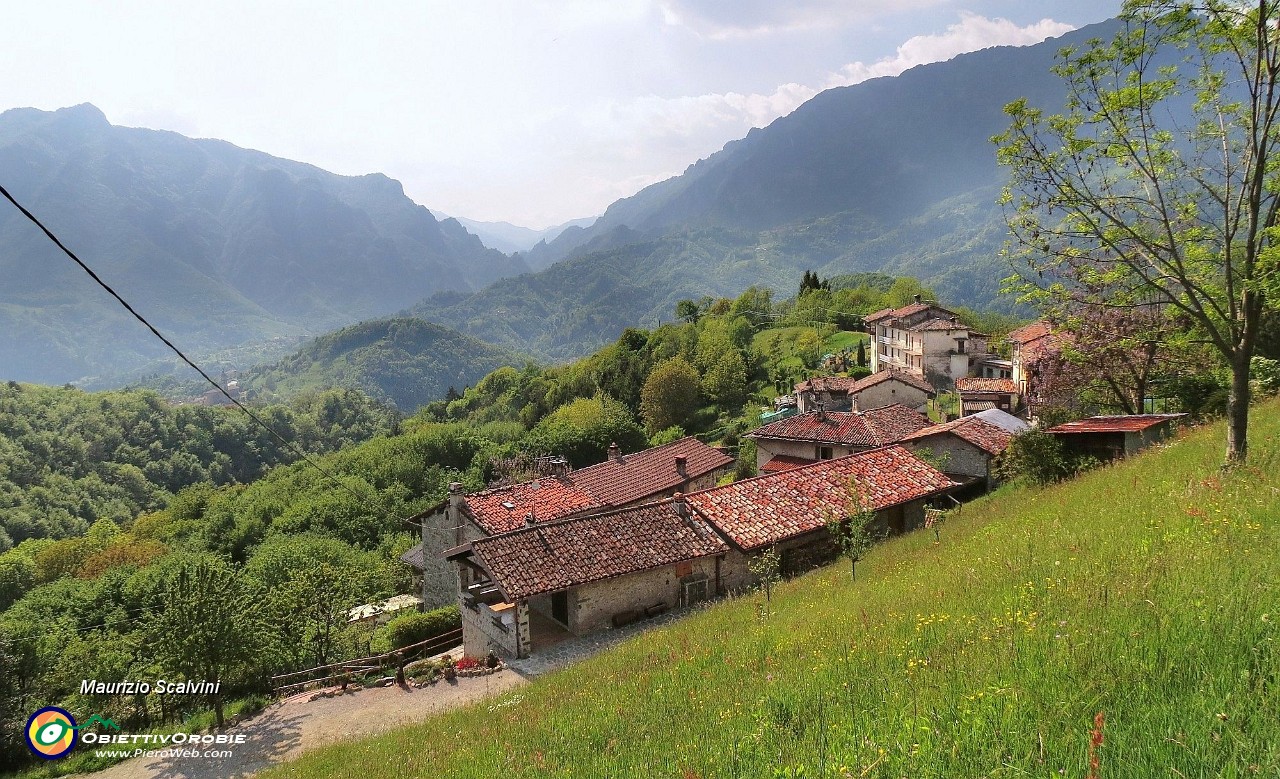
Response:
523,394,647,466
675,299,701,323
703,350,749,409
148,558,273,727
996,1,1280,463
0,553,35,611
639,357,701,434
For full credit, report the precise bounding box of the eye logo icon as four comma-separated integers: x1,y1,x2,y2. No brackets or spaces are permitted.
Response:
25,707,77,760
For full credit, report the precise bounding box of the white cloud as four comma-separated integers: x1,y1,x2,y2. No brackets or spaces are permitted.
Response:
826,13,1076,87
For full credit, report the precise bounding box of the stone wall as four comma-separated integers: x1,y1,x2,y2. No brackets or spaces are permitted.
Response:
461,596,527,658
572,556,721,634
902,436,989,483
852,381,930,412
754,439,855,473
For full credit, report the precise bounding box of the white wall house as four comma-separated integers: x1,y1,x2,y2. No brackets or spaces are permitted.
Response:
864,298,990,388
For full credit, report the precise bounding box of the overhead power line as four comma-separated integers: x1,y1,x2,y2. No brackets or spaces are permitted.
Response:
0,182,389,514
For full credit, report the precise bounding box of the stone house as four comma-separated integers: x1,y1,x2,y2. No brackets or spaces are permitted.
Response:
686,445,958,579
898,416,1015,494
794,369,935,414
746,404,932,474
445,446,957,659
444,499,730,658
1046,414,1186,462
864,298,990,387
408,437,734,607
954,377,1020,417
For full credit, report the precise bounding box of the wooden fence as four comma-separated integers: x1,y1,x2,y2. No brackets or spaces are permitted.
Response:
270,628,463,696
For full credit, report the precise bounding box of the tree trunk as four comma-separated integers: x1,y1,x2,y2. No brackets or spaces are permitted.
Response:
213,694,225,728
1226,354,1251,465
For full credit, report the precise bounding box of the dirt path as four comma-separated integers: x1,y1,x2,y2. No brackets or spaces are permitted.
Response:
74,671,526,779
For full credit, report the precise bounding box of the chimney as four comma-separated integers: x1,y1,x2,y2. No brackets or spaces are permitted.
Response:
524,512,537,527
675,455,688,477
914,294,922,304
447,482,466,540
672,492,687,517
817,401,827,421
609,441,622,463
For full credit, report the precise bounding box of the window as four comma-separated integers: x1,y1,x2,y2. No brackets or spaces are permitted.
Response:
817,446,834,460
680,575,710,606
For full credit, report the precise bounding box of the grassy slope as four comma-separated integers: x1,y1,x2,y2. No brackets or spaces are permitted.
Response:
264,403,1280,778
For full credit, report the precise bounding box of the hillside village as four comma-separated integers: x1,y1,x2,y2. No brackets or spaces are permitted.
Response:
394,303,1186,663
6,4,1280,777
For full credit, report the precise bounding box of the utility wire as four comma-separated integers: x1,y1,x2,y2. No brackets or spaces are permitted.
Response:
0,182,391,514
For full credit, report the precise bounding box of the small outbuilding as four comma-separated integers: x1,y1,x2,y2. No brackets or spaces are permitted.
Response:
1046,414,1187,462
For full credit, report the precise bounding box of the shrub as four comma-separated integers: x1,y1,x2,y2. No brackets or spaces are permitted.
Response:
379,605,461,650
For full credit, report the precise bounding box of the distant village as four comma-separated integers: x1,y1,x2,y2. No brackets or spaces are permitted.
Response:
384,299,1184,661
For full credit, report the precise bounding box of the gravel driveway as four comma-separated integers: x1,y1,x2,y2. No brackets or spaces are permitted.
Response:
73,671,526,779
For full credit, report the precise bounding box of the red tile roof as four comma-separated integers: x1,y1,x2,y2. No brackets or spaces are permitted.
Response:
899,417,1015,456
955,377,1018,394
686,446,956,551
865,302,959,327
863,307,897,323
465,477,600,535
463,437,732,534
747,405,932,447
1047,414,1187,434
1006,321,1053,344
848,368,936,396
568,437,733,508
461,500,728,601
759,454,814,473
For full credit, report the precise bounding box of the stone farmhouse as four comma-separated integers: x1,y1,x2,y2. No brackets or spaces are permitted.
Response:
746,404,932,474
1005,320,1063,413
794,368,935,413
865,297,990,388
406,437,734,607
445,445,956,659
898,415,1015,494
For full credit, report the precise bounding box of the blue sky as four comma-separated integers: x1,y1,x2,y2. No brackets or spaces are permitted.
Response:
0,1,1121,227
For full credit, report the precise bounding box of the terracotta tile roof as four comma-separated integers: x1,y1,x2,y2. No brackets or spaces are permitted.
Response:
900,416,1014,456
747,405,932,447
463,438,732,535
759,455,814,473
848,368,936,396
686,446,956,551
568,437,733,508
1006,321,1053,344
955,377,1018,394
462,500,728,601
863,307,896,323
465,477,599,535
1047,414,1187,434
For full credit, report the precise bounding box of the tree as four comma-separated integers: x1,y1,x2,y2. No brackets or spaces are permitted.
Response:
675,299,701,323
996,1,1280,463
826,486,878,581
148,558,272,727
747,545,781,603
639,357,701,434
703,350,749,409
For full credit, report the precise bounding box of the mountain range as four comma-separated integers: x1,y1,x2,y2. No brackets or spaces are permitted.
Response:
429,212,596,257
409,20,1121,361
1,19,1119,387
0,104,527,384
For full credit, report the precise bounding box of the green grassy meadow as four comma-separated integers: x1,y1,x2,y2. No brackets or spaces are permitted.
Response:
263,403,1280,778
